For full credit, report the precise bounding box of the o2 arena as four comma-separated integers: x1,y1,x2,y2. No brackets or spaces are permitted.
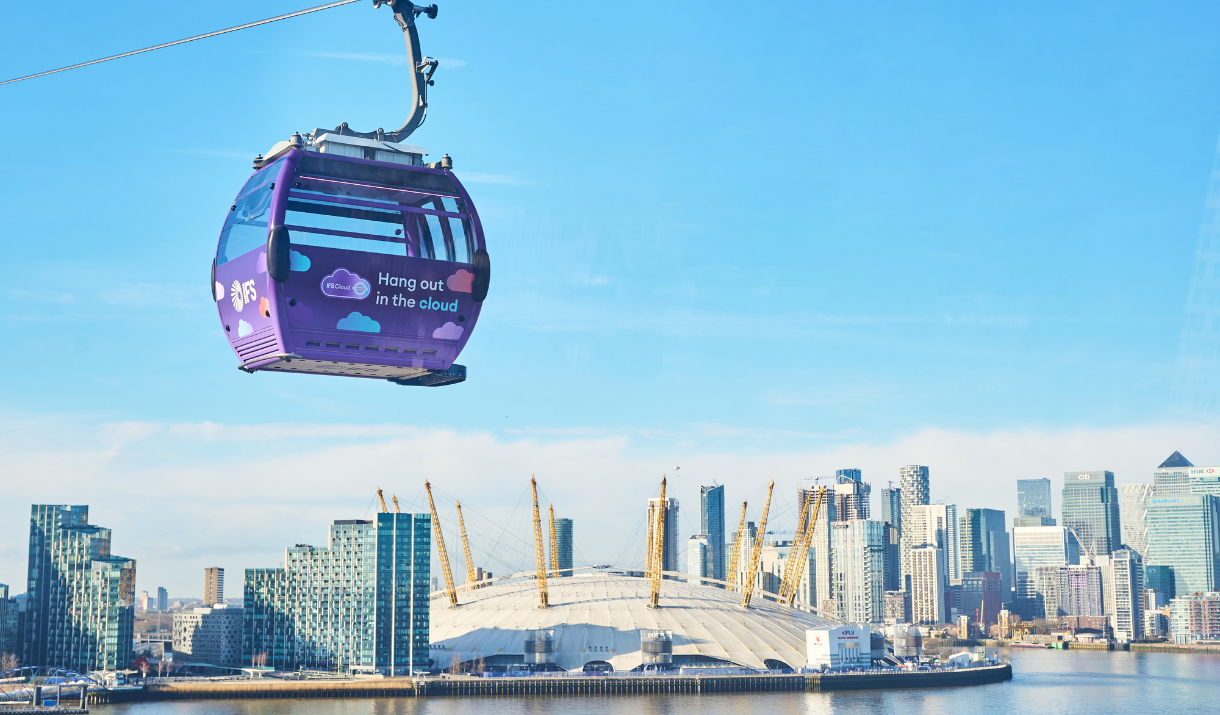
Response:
429,569,839,672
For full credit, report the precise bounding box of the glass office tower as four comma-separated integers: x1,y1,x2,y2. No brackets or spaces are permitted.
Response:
243,511,431,674
1146,494,1220,599
1062,471,1121,556
1017,479,1052,518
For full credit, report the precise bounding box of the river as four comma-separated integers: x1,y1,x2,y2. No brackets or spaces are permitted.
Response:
96,649,1220,714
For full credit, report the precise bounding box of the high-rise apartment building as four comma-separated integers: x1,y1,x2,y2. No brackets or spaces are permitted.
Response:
23,505,135,671
647,498,681,574
157,587,168,612
1017,479,1052,519
204,567,224,606
1153,451,1194,496
554,518,573,576
1013,526,1079,601
1146,493,1220,599
1062,471,1121,556
830,520,885,624
687,535,712,583
700,485,726,582
899,466,930,588
1169,592,1220,644
1099,550,1144,642
1054,565,1104,618
881,486,902,533
909,504,960,583
959,508,1011,597
910,545,945,624
242,512,431,674
833,470,871,520
1120,484,1155,559
883,522,902,592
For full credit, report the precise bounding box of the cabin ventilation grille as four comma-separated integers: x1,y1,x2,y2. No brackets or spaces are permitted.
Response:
235,330,279,362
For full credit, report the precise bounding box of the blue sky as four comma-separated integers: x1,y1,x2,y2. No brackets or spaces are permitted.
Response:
3,1,1220,595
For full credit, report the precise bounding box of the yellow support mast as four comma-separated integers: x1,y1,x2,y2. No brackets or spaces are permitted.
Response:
782,487,826,608
740,480,775,608
648,476,667,609
777,489,814,602
726,501,748,591
424,481,459,608
376,487,389,513
530,476,550,608
456,501,477,587
645,504,655,577
549,504,559,577
391,495,401,513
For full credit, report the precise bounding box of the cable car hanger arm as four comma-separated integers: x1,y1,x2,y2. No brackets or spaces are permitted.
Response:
327,1,439,144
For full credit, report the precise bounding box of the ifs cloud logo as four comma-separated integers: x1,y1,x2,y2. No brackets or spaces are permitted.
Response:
320,268,371,300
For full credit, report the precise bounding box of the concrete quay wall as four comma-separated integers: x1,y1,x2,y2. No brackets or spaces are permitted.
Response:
89,664,1011,702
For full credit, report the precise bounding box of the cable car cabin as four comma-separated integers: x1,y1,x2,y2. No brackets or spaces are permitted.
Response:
212,132,489,386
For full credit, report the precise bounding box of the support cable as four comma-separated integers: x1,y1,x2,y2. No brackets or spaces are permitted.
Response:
1,0,362,86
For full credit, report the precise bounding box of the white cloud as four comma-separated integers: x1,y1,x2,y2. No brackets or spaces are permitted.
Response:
1,417,1216,597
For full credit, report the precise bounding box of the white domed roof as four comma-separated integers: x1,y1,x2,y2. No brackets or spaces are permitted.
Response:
429,571,838,671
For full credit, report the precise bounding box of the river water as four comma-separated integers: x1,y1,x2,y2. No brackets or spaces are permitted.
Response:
96,649,1220,715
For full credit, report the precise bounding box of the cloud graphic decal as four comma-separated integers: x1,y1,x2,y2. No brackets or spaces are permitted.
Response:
432,322,464,340
287,299,313,324
290,250,311,272
446,269,474,293
238,319,253,337
258,296,271,318
214,281,224,301
337,312,381,333
256,251,267,274
320,268,371,300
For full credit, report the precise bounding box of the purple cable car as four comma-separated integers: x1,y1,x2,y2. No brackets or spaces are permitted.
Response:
211,1,488,386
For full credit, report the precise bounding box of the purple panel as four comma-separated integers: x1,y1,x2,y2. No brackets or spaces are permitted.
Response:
277,244,480,368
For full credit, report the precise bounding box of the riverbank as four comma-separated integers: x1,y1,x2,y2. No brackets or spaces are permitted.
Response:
87,664,1011,703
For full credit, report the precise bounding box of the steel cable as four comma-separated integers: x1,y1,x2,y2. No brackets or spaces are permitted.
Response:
1,0,362,86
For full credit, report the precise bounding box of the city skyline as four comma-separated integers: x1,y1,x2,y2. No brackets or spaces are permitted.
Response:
6,446,1214,599
4,2,1220,599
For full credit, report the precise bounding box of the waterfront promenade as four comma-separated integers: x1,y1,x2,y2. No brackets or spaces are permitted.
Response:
87,664,1011,704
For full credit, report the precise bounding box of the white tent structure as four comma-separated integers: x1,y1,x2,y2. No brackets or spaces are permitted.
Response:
429,571,839,671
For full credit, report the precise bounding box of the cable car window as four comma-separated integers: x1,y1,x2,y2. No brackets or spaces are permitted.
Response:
216,160,281,265
286,196,408,256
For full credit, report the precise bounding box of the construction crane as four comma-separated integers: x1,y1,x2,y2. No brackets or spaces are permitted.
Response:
530,476,549,608
424,481,459,608
376,487,389,513
456,501,477,587
740,480,775,608
648,476,667,609
778,487,826,606
726,501,748,591
391,494,401,513
549,504,559,576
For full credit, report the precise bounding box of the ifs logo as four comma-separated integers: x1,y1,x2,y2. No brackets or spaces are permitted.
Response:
231,279,257,312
